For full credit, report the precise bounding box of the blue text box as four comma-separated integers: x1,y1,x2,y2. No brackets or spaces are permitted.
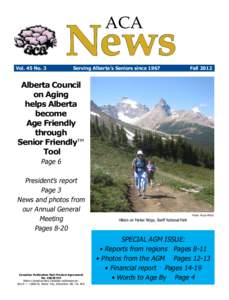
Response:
92,230,214,285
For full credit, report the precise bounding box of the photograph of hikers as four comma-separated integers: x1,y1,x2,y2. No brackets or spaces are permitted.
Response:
91,77,214,212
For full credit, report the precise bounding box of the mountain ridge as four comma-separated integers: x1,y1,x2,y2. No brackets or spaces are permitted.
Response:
134,98,214,129
91,97,214,150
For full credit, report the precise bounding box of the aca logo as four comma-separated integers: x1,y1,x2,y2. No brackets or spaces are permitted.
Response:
14,25,57,55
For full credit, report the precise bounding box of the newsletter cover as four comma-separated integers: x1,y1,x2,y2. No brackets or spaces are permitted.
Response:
0,1,228,299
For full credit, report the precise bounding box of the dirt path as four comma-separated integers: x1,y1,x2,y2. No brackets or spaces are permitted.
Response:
129,183,213,212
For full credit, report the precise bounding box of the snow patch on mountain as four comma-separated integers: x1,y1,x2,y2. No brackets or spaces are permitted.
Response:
124,128,134,140
118,112,139,123
171,110,180,119
100,97,149,123
121,97,138,109
91,111,100,118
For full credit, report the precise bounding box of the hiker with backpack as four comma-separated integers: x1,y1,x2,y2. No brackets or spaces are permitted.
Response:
132,150,147,197
146,160,156,187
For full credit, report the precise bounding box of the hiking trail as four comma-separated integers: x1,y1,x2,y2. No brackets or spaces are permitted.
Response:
129,170,213,212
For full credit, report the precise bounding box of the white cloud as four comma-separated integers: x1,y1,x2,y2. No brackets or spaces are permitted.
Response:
192,106,201,113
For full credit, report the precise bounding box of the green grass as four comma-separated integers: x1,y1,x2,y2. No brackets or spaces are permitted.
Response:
152,157,214,205
156,173,194,190
153,157,214,187
194,185,214,205
91,138,214,211
91,138,134,212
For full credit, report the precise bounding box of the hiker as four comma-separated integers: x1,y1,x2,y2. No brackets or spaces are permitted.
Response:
146,160,156,187
132,150,147,197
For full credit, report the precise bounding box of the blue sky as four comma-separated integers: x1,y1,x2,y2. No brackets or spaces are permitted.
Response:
91,77,214,117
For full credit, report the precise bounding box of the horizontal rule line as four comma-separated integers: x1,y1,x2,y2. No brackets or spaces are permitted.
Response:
14,64,215,72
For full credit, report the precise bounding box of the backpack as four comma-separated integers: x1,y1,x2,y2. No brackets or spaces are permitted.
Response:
134,158,146,173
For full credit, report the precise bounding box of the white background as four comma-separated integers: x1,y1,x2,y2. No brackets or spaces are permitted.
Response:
0,0,228,299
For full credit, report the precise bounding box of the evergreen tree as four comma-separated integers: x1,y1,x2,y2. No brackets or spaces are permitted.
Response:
91,121,96,137
100,121,109,141
176,137,185,162
163,140,172,159
170,138,178,162
120,126,128,146
91,118,214,169
110,123,116,145
94,116,101,136
116,125,122,144
133,130,139,149
155,136,164,158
